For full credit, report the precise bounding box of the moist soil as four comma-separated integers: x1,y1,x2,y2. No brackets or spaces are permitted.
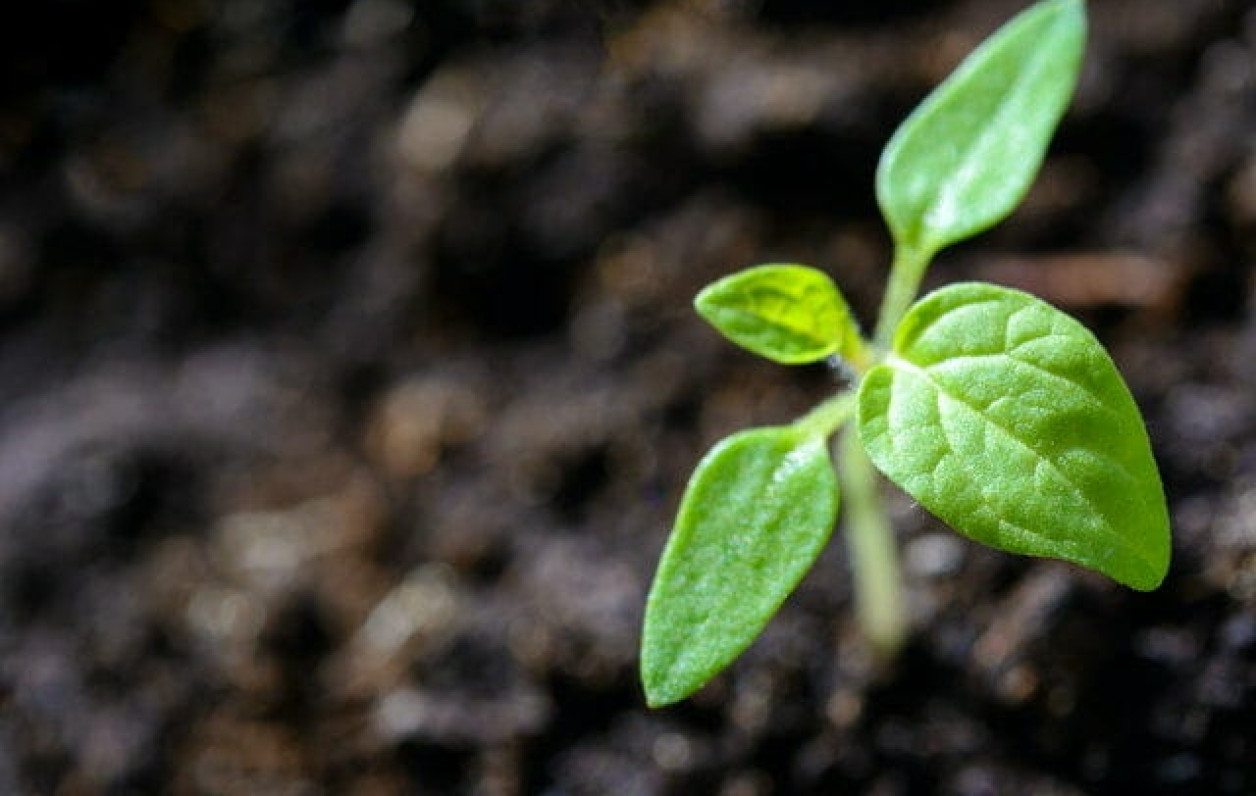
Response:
0,0,1253,793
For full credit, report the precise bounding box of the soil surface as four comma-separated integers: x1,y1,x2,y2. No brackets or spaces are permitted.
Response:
0,0,1254,793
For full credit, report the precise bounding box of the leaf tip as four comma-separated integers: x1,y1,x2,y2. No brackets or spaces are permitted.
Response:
641,676,666,709
643,687,676,710
1118,540,1170,593
692,284,724,335
1108,494,1171,592
639,654,690,709
692,281,718,314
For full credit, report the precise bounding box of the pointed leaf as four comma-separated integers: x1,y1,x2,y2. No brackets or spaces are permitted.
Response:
857,282,1169,590
877,0,1086,257
695,264,860,365
642,426,838,707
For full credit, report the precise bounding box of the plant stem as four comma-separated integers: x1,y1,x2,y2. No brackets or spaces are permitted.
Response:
873,246,932,348
837,427,908,657
836,243,933,655
793,391,856,439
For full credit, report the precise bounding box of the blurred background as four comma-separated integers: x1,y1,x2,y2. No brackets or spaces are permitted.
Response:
0,0,1253,793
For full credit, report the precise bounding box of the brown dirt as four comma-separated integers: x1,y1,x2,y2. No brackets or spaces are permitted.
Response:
0,0,1253,793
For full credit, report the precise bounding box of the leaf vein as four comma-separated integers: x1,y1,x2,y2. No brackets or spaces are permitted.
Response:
893,362,1157,577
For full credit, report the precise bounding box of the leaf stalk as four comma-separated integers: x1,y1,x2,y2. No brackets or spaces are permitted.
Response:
873,246,933,348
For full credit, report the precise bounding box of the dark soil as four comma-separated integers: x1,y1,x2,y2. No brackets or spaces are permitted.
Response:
0,0,1253,793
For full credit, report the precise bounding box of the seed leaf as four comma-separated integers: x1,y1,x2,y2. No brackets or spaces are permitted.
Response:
857,282,1169,590
695,264,859,365
642,426,838,707
877,0,1086,258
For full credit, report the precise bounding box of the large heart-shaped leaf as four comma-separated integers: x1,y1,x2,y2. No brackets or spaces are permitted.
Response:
695,264,859,365
857,282,1169,590
877,0,1086,258
641,426,838,707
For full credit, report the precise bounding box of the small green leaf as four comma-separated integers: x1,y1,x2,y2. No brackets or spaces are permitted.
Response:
877,0,1086,258
857,282,1169,590
695,264,860,365
642,426,838,707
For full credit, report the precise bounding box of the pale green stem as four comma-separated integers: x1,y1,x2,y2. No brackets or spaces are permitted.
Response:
792,391,857,440
794,245,929,655
837,428,908,657
873,246,933,349
831,243,936,656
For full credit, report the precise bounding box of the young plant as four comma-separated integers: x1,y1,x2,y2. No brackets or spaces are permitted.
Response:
641,0,1170,708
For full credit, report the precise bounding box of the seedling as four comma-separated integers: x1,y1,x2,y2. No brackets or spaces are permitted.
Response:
641,0,1170,708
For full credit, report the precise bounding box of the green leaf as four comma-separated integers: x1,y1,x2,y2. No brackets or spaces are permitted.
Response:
641,426,839,706
695,264,860,365
857,282,1169,591
877,0,1086,258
